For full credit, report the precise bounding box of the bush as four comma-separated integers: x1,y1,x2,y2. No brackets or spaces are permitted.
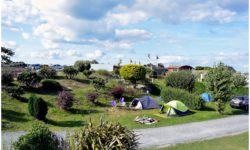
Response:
205,62,234,113
39,65,57,79
92,78,105,90
2,72,13,85
193,82,206,94
57,90,74,110
83,70,92,78
142,82,161,96
109,86,125,99
165,71,195,92
6,86,24,98
17,71,42,88
28,95,48,120
120,64,146,87
12,123,64,150
86,92,99,103
161,87,203,110
63,66,78,79
233,73,247,88
68,120,138,150
95,69,111,77
74,60,91,72
41,79,62,91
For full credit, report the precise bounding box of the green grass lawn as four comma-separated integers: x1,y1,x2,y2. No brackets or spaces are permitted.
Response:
146,132,248,150
2,73,248,131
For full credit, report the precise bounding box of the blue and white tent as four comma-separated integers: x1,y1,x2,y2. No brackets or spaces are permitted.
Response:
201,93,212,102
130,96,160,109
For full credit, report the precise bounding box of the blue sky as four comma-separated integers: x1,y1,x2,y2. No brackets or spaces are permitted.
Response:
2,0,249,72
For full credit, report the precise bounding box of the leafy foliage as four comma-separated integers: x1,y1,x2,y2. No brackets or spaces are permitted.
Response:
161,87,203,110
165,71,195,92
83,70,92,79
28,95,48,120
233,73,247,88
193,82,206,94
92,78,105,90
2,72,13,85
39,65,57,79
205,62,234,113
1,47,14,64
68,120,138,150
63,66,78,79
6,86,24,99
109,86,125,99
86,92,99,103
41,79,62,91
120,64,146,87
12,123,64,150
57,90,74,110
17,71,42,88
74,60,91,72
195,66,212,70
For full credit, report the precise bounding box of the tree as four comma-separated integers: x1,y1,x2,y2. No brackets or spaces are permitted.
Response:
1,47,14,64
63,66,78,79
205,62,234,114
39,65,57,79
28,95,48,121
17,71,42,88
120,64,146,88
233,73,247,88
165,71,195,92
74,60,91,78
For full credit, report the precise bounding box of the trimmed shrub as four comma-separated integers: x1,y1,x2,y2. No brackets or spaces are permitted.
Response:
68,120,138,150
109,86,125,99
39,65,57,79
57,90,74,110
63,66,78,79
92,78,105,90
193,82,206,94
12,123,65,150
41,79,62,91
2,72,13,85
165,71,195,92
6,86,24,98
28,95,48,120
120,64,146,87
161,87,203,110
17,71,42,88
86,92,99,103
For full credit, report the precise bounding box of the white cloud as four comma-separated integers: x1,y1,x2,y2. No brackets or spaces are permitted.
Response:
115,29,151,42
215,52,248,61
66,49,82,57
1,41,18,49
86,50,105,60
22,32,30,39
158,55,190,64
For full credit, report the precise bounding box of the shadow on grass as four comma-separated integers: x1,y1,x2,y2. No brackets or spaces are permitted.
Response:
69,108,102,115
47,119,85,127
225,109,248,115
200,105,216,111
72,78,91,84
24,87,60,96
2,109,29,122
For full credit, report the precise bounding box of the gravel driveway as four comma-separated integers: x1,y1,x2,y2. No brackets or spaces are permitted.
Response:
2,114,248,149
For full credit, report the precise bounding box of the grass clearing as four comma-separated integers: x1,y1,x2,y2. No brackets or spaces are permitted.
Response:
146,132,248,150
2,73,248,131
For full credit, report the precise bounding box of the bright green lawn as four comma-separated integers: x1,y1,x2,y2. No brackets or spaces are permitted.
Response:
2,73,248,131
146,132,248,150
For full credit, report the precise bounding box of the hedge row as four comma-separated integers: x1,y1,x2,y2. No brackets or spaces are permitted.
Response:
161,86,203,110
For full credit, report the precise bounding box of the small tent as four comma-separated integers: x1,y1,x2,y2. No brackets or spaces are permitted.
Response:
160,100,191,116
201,93,212,102
130,96,160,109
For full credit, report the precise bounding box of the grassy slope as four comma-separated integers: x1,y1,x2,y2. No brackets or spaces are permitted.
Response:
146,132,248,150
2,73,248,131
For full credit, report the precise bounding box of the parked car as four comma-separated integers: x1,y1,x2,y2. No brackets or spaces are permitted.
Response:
230,96,249,110
50,64,63,70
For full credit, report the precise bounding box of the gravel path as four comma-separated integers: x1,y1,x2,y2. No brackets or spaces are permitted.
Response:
2,114,248,149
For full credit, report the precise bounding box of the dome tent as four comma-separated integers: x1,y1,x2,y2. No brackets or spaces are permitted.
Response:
130,96,160,109
160,100,192,116
201,92,212,102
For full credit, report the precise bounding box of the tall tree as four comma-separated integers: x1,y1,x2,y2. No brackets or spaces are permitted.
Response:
1,47,14,64
205,62,234,114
